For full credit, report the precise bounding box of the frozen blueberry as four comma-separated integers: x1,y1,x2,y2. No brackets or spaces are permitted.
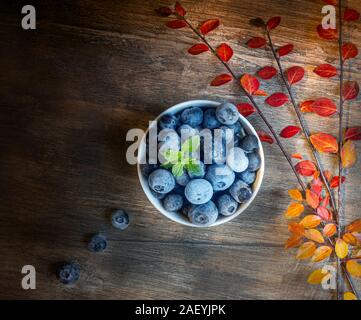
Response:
227,121,243,135
111,209,130,230
159,114,180,130
188,161,206,179
203,108,221,129
239,134,259,152
218,126,235,144
238,170,256,185
158,128,180,145
175,170,190,186
151,189,166,200
205,164,235,192
184,179,213,205
188,201,218,226
212,138,227,164
181,107,203,127
148,169,175,194
140,164,158,178
229,180,253,203
163,194,184,212
216,103,239,125
226,147,249,173
247,152,261,171
57,262,80,284
216,194,239,216
89,234,107,252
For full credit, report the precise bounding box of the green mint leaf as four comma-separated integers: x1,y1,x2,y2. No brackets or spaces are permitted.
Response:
160,161,173,169
172,162,184,177
163,149,181,164
181,136,200,156
186,160,201,176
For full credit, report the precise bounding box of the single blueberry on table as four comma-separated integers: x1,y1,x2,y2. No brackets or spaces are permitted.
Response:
203,108,221,129
188,161,206,179
148,169,175,194
216,194,239,216
247,152,261,171
181,107,203,127
229,180,253,203
216,103,239,125
175,169,190,186
205,164,235,192
159,114,180,130
163,193,184,212
226,147,249,173
188,201,219,226
184,179,213,205
238,170,256,185
111,209,130,230
239,134,259,152
57,262,80,285
89,234,107,252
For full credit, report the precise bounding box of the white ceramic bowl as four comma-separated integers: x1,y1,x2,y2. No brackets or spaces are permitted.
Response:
137,100,265,227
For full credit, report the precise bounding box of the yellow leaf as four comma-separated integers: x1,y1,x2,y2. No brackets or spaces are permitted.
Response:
305,229,325,243
296,242,316,260
346,260,361,278
346,219,361,233
311,246,332,262
335,238,348,259
341,140,357,169
323,223,337,237
288,189,303,201
344,292,357,300
300,215,322,228
285,203,304,219
343,233,359,246
285,234,302,249
307,269,328,285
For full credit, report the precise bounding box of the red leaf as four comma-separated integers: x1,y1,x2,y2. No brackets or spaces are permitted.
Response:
321,194,330,208
278,44,294,57
343,81,359,100
247,37,267,49
295,160,317,177
217,43,233,62
300,100,314,113
188,43,209,55
157,7,172,17
345,127,361,141
310,98,337,117
330,176,346,188
323,0,337,4
317,206,332,221
342,43,358,60
267,17,281,30
257,66,277,80
210,74,232,86
292,153,303,160
175,2,186,16
199,19,220,35
344,8,360,22
237,103,256,117
310,177,323,195
313,64,337,78
287,66,305,85
257,130,274,144
240,74,260,95
166,20,187,29
317,24,338,40
280,126,301,138
265,92,289,107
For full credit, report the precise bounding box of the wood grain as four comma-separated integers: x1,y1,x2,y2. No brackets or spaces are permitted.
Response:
0,0,360,299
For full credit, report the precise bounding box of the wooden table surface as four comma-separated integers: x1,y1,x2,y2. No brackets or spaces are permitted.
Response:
0,0,360,300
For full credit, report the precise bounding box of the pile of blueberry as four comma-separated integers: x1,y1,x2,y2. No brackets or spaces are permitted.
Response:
142,102,261,227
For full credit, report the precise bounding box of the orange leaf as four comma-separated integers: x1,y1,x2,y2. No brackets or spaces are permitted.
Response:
346,260,361,278
311,246,333,262
240,74,260,95
307,269,329,284
344,292,357,300
297,242,316,260
306,189,320,209
335,238,348,259
346,219,361,233
285,234,302,249
288,189,303,201
343,233,359,246
285,203,304,219
292,153,303,160
253,89,268,96
305,229,325,243
300,215,322,228
300,100,314,113
317,206,332,221
216,43,233,62
323,223,337,237
210,74,232,86
341,140,357,169
288,222,305,236
310,133,338,153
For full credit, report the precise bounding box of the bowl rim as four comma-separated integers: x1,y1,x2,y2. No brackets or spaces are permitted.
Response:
137,99,265,227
